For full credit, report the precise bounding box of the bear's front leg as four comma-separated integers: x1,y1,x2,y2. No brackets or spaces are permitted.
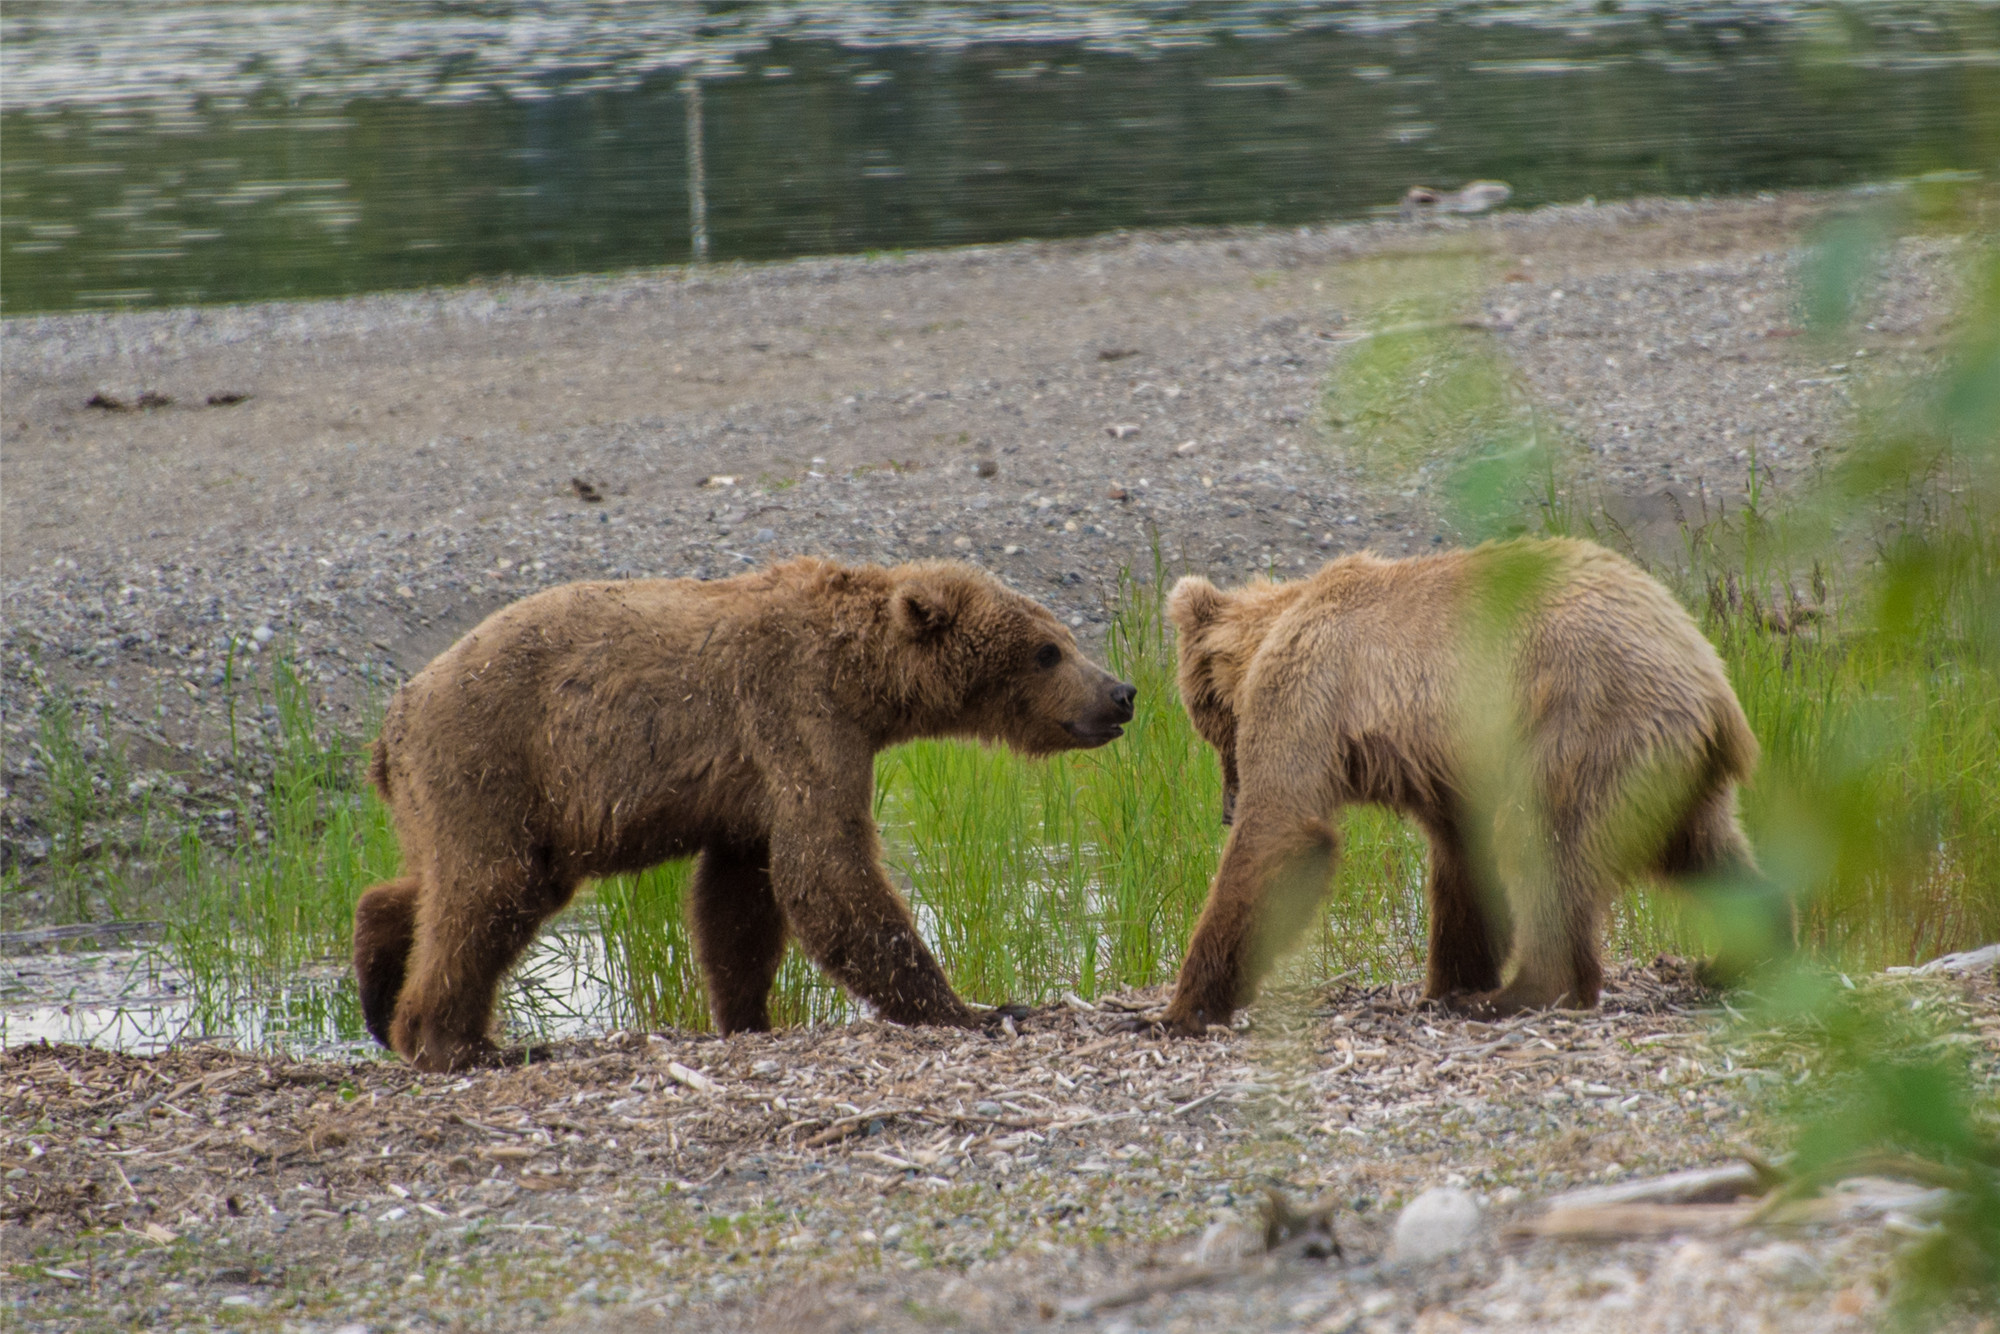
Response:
766,810,977,1029
1164,808,1339,1035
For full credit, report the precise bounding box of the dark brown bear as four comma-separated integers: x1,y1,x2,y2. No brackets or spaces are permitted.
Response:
354,558,1135,1071
1161,537,1790,1034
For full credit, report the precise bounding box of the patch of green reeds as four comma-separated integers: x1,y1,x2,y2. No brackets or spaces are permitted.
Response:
588,861,854,1031
162,647,397,1044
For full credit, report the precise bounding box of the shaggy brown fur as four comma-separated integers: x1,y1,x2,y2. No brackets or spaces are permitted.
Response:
1163,537,1790,1034
355,558,1135,1071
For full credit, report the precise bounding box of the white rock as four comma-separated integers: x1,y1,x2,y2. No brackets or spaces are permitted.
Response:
1742,1240,1823,1289
1387,1186,1482,1265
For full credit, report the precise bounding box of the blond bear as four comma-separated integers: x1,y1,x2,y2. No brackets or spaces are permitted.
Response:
1163,537,1789,1032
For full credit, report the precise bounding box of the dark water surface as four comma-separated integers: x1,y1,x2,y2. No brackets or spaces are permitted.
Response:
3,3,1996,314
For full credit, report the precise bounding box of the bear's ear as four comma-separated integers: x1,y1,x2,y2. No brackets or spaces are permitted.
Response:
1168,576,1227,634
892,575,965,641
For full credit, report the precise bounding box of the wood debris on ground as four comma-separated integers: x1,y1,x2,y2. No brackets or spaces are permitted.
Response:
3,959,1996,1333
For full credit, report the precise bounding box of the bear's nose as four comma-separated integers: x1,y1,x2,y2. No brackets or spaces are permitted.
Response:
1110,681,1137,718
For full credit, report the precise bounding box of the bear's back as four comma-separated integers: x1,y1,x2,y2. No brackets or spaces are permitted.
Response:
1242,538,1735,742
1514,540,1736,712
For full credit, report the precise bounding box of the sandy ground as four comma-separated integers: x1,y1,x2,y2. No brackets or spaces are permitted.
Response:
2,194,1991,1331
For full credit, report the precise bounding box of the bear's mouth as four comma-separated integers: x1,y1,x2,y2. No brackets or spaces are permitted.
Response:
1064,720,1126,746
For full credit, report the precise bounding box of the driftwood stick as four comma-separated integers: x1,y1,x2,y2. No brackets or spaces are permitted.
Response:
0,920,162,951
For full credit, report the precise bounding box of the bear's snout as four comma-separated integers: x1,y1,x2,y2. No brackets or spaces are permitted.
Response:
1065,675,1136,747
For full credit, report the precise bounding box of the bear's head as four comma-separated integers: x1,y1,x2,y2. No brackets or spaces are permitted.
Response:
888,563,1135,757
1167,574,1292,825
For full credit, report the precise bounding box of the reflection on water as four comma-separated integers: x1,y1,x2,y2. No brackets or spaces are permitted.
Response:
0,932,618,1059
3,3,1994,312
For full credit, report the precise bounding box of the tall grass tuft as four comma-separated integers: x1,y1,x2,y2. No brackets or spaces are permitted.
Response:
163,650,396,1042
592,862,705,1030
22,676,135,924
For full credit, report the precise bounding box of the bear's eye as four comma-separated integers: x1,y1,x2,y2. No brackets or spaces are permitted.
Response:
1035,643,1063,671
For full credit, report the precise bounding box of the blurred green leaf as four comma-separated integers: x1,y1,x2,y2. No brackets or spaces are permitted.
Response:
1800,207,1893,338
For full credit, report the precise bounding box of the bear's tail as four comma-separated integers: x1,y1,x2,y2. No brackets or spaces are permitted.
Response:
353,877,421,1048
1711,692,1761,783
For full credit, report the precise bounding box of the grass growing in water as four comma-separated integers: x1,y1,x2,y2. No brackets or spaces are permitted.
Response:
882,563,1227,1006
163,650,398,1044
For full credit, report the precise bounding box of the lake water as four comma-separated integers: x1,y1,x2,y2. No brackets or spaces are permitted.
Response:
4,4,1985,1056
2,5,1995,309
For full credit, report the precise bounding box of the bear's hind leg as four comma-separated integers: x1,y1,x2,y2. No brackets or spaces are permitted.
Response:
1477,833,1607,1015
1657,785,1794,986
392,851,576,1071
353,877,422,1047
691,839,788,1035
1419,814,1506,999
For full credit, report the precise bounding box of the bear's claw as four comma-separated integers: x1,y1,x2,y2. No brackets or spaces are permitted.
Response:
1108,1013,1169,1037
